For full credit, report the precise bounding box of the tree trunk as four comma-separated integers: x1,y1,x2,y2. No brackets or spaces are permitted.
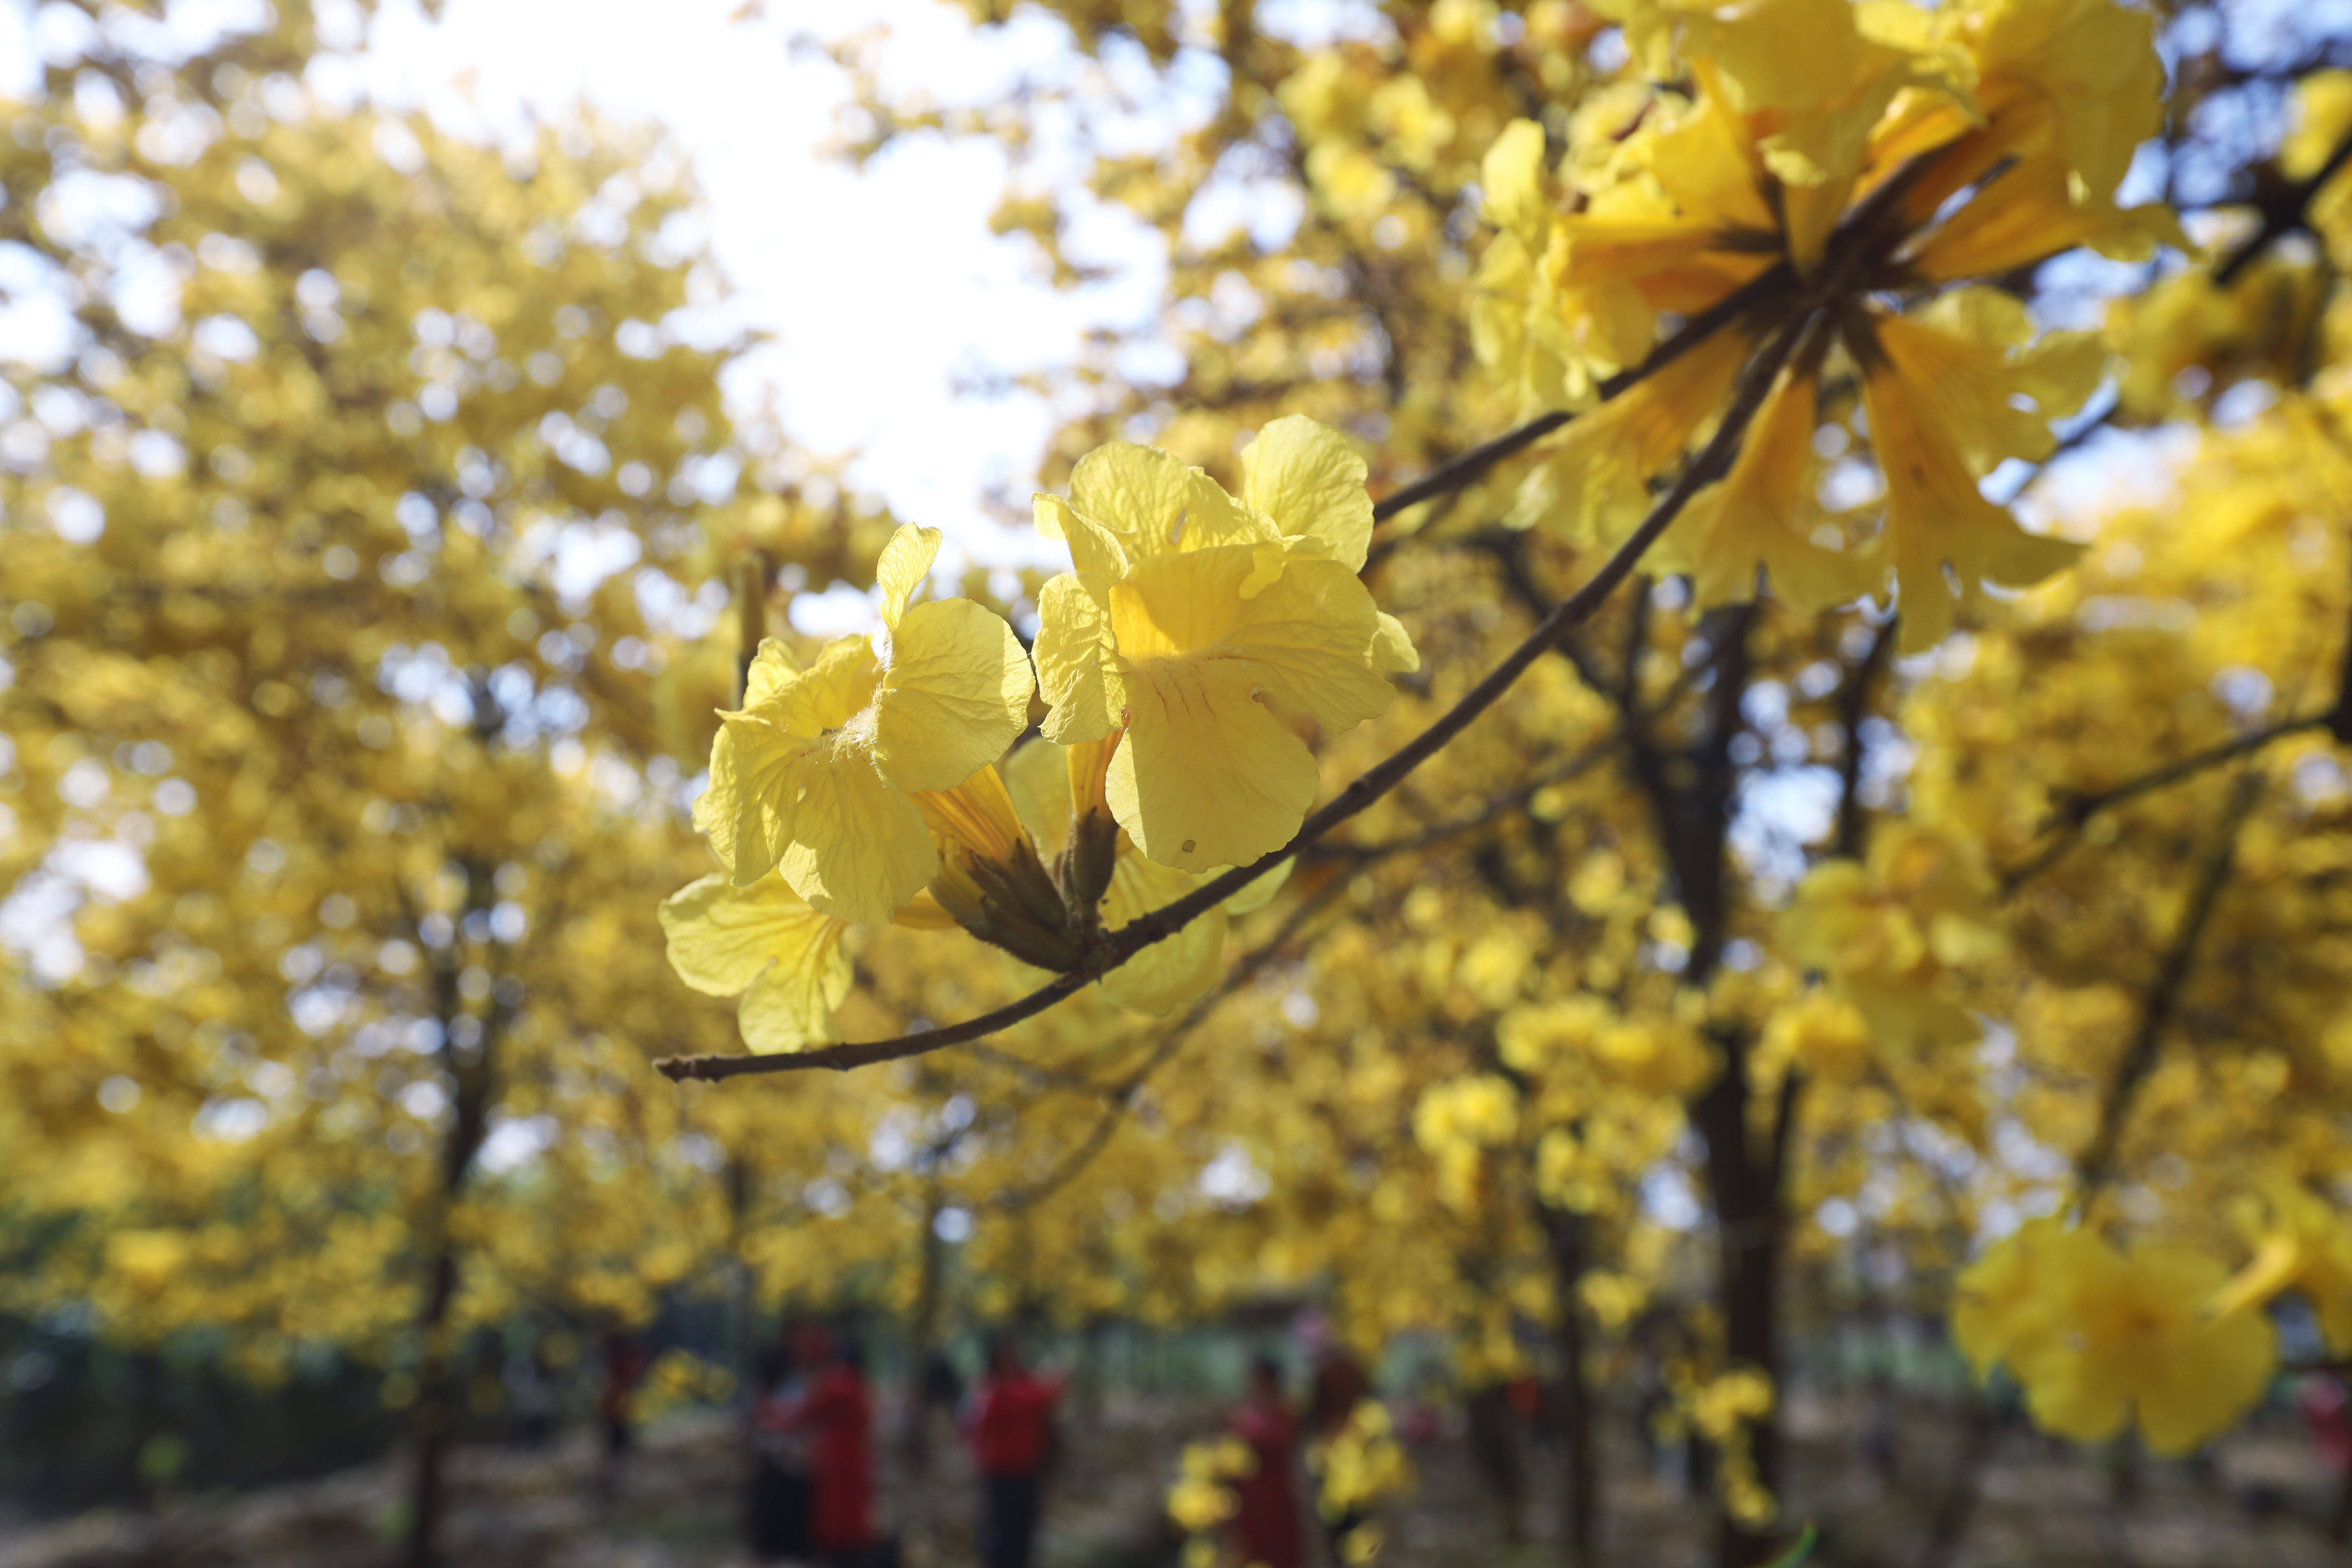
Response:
1538,1204,1599,1568
1623,603,1791,1568
401,850,500,1568
1464,1381,1529,1542
901,1187,947,1480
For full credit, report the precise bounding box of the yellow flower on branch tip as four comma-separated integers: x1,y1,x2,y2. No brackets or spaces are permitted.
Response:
658,874,850,1055
1031,420,1412,874
1854,299,2100,654
692,523,1034,924
1657,361,1877,611
1475,0,2169,644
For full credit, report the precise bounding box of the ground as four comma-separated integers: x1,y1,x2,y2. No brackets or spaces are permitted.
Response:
3,1392,2347,1568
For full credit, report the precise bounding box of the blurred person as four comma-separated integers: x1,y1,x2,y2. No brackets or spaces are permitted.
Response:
1229,1355,1305,1568
504,1337,558,1451
594,1329,650,1506
748,1319,823,1563
2303,1373,2352,1475
805,1333,877,1566
965,1333,1065,1568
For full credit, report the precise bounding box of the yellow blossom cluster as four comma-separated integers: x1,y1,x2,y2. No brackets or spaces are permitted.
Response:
1476,0,2178,649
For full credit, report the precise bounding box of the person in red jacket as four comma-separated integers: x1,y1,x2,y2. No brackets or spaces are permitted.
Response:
803,1336,876,1566
1230,1356,1306,1568
964,1334,1064,1568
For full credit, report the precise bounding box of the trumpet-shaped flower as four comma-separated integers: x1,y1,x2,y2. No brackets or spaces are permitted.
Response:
1854,295,2102,653
2212,1180,2352,1352
693,524,1034,924
1958,1223,2276,1457
1031,419,1415,873
1653,359,1877,609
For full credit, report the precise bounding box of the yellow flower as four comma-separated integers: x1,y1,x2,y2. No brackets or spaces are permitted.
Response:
1475,0,2169,639
1031,418,1413,873
1511,325,1752,540
2212,1181,2352,1352
2020,1237,2276,1456
1781,821,2004,1054
693,523,1034,923
1657,358,1876,610
1956,1222,2277,1456
658,874,851,1054
1854,295,2101,653
1951,1214,2076,1381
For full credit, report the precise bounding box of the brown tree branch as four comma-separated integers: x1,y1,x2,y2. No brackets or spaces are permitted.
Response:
1833,616,1899,862
2212,120,2352,287
2000,715,2323,892
1367,260,1795,527
2073,768,2264,1200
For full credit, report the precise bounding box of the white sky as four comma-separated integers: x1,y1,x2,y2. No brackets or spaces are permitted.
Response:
1,0,1189,602
352,0,1167,586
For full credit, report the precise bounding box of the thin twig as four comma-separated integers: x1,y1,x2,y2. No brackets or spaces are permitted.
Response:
1991,390,2118,506
2000,715,2323,892
652,314,1814,1084
1833,615,1899,861
1366,261,1794,525
2213,120,2352,287
2073,769,2264,1200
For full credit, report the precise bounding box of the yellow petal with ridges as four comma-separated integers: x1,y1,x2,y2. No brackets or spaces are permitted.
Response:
1110,547,1396,737
1108,656,1322,873
658,874,849,1053
875,522,941,630
1182,467,1281,552
775,743,938,925
873,597,1033,793
696,711,808,887
741,637,800,706
1032,573,1124,744
1070,440,1192,559
1035,491,1130,579
1241,415,1374,571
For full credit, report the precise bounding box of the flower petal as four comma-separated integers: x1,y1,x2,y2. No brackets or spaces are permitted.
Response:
1241,415,1374,571
1032,572,1125,744
696,711,810,886
1108,656,1322,873
659,875,850,1054
874,523,942,630
1070,440,1192,559
1111,547,1398,736
776,744,939,925
1035,492,1129,579
874,598,1034,792
1096,850,1227,1015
